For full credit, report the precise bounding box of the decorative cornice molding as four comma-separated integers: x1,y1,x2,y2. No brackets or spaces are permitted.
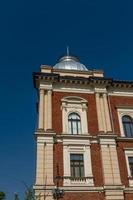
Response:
33,72,133,90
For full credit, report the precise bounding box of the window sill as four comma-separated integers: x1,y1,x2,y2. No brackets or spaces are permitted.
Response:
63,176,94,186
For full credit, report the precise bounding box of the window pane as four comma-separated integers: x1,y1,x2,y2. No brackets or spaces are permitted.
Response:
73,121,77,134
122,115,133,137
70,154,84,178
80,166,84,177
68,113,81,134
75,166,80,177
70,154,83,161
128,157,133,177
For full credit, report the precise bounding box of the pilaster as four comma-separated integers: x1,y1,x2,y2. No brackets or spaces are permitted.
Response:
95,91,112,133
38,89,44,129
99,137,122,186
35,133,55,187
47,90,52,130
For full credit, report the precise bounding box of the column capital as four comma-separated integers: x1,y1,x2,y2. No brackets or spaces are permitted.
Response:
47,89,52,94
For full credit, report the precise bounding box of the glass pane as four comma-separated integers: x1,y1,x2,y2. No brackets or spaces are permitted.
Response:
128,157,133,163
68,113,81,134
80,166,84,177
122,115,133,137
75,166,80,177
122,115,132,122
73,121,77,134
128,157,133,177
68,121,71,134
70,154,84,178
71,166,74,177
70,154,83,161
78,121,81,133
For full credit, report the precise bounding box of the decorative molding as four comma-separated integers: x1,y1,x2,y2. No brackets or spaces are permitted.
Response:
61,96,88,135
125,149,133,187
63,138,93,187
117,108,133,137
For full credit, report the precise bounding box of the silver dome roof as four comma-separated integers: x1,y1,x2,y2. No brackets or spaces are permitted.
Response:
53,55,88,71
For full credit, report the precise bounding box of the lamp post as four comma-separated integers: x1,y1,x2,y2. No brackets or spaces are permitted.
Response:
53,165,64,200
52,187,64,200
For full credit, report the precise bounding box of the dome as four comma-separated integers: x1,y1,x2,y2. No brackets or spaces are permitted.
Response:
53,55,88,71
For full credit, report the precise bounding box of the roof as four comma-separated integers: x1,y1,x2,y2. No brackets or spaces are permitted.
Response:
53,55,88,71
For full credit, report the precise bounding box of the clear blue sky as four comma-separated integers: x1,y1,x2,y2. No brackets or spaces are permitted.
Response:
0,0,133,199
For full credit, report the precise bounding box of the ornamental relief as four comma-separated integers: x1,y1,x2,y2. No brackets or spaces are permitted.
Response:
120,111,133,118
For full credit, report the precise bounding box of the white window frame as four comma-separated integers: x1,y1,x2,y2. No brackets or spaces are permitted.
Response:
125,149,133,187
63,139,94,186
61,96,88,135
117,108,133,137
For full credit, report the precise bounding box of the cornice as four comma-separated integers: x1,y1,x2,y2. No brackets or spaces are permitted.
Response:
33,72,133,90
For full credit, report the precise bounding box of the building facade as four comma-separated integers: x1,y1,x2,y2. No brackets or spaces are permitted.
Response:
33,54,133,200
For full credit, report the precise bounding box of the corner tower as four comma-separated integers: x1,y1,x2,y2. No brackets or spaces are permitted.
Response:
33,54,133,200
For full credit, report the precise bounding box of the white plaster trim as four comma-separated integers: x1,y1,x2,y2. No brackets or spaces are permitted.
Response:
37,136,54,144
108,91,133,97
63,139,93,187
99,138,116,145
94,87,107,93
125,149,133,187
117,108,133,137
40,83,52,90
63,138,90,146
53,84,94,94
61,96,88,135
60,186,103,191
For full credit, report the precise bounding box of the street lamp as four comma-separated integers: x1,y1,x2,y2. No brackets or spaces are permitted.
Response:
52,188,64,200
53,165,65,200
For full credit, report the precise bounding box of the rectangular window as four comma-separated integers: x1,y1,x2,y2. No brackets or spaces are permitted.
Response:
128,157,133,177
70,154,84,178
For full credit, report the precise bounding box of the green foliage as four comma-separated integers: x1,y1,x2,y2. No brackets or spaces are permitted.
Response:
14,193,19,200
24,186,34,200
0,191,5,200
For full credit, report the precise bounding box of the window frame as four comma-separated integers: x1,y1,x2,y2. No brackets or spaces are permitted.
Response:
68,112,81,135
63,139,94,186
70,154,84,178
122,115,133,137
125,149,133,187
61,96,88,135
117,108,133,137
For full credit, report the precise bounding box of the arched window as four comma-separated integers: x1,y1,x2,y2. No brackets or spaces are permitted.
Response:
122,115,133,137
68,113,81,134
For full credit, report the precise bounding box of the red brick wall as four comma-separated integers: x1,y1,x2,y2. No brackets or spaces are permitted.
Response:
53,143,63,186
63,192,104,200
117,141,133,187
52,92,98,135
53,143,104,187
109,96,133,136
91,143,104,186
125,193,133,200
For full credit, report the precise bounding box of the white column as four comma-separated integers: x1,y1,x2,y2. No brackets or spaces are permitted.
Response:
101,144,114,185
45,144,54,185
84,146,93,177
38,89,44,129
81,105,88,134
100,138,122,186
109,145,121,185
103,93,112,132
44,92,48,130
47,90,52,130
100,94,107,132
35,142,45,185
95,93,104,132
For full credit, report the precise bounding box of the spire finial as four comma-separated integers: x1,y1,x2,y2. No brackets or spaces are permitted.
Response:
66,46,69,56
